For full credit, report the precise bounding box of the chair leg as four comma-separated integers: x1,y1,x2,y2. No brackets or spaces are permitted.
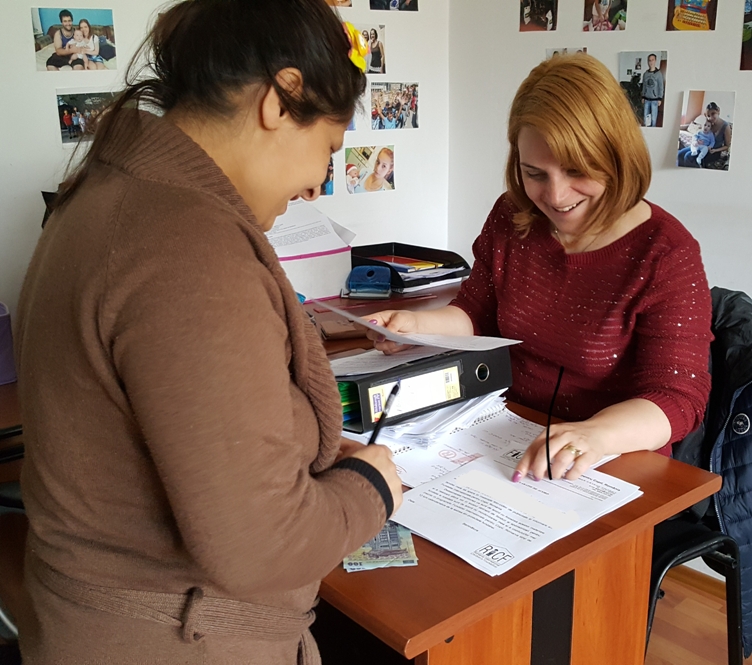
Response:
722,545,744,665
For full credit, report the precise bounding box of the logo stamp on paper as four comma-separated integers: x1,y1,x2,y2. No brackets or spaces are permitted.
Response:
503,449,526,462
471,544,514,568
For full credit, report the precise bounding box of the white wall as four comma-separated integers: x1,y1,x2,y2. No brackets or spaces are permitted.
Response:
448,0,752,296
0,0,449,318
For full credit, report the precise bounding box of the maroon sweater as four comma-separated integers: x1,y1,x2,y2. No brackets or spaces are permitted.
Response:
452,194,713,454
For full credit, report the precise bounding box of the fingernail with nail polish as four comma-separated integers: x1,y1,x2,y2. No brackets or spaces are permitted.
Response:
369,319,378,324
512,471,522,483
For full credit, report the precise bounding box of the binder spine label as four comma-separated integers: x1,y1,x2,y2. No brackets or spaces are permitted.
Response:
368,365,462,423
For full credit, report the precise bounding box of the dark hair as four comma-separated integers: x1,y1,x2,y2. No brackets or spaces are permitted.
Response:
79,18,93,37
59,9,73,21
55,0,365,210
706,102,721,112
648,53,657,60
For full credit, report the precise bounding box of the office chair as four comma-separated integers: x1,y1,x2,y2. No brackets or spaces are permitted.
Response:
647,516,743,665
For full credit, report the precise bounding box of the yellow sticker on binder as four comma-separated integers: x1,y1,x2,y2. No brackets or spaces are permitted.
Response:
368,366,462,423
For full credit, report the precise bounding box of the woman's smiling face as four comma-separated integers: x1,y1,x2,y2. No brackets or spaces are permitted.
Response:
517,126,606,236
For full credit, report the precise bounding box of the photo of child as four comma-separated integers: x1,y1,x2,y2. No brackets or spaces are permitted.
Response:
676,90,735,171
32,7,117,71
344,146,395,194
56,89,116,144
666,0,717,31
371,83,418,130
583,0,627,31
520,0,558,32
618,51,667,128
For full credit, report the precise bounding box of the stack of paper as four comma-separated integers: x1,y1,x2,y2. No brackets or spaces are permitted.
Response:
393,457,642,577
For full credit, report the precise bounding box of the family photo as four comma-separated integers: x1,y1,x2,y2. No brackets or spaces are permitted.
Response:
583,0,627,31
371,82,418,130
32,7,117,71
618,51,667,128
345,146,395,194
666,0,717,31
56,90,116,144
370,0,418,10
520,0,558,32
676,90,734,170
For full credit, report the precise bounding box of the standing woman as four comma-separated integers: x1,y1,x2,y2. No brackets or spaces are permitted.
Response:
368,28,386,74
14,1,401,663
369,54,712,482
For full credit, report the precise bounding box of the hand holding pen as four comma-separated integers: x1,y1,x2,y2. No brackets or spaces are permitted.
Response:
368,381,401,445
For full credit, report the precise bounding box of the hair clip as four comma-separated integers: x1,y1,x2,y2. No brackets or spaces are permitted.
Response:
343,21,369,74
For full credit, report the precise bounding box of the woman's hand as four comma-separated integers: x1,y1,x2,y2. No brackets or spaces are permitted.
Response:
364,310,419,355
342,442,404,514
335,437,365,464
513,421,609,482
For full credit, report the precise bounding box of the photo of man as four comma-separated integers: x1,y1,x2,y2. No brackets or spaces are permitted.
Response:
618,51,667,128
32,7,117,71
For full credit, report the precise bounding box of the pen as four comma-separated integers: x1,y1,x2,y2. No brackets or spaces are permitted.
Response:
367,381,401,445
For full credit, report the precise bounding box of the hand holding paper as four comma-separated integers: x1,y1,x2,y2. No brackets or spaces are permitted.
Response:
313,301,520,352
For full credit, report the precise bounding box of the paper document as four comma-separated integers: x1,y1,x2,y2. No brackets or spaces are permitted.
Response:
393,457,642,576
267,201,353,260
313,301,520,352
330,347,448,377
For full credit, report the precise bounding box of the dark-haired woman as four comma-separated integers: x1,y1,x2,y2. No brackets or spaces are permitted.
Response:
15,1,402,663
368,28,385,74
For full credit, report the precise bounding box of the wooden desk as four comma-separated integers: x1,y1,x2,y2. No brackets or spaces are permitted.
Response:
319,402,722,665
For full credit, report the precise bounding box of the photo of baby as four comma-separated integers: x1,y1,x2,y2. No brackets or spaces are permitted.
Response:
583,0,627,32
345,146,395,194
32,7,117,71
371,83,418,130
676,90,734,171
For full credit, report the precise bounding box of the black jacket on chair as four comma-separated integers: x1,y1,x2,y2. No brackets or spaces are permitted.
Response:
674,287,752,657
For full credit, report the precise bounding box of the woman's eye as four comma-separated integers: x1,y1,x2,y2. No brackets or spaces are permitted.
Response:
566,170,583,178
524,172,545,181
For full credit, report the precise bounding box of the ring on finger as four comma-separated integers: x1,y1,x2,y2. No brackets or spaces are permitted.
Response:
562,444,584,457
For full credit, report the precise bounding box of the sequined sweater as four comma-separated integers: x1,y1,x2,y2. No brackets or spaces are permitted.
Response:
452,194,713,454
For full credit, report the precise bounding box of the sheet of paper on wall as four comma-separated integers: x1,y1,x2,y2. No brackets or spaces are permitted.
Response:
267,201,355,300
313,300,521,351
392,457,642,577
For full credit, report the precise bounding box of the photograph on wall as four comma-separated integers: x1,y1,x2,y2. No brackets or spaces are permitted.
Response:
356,24,387,74
666,0,717,31
676,90,734,171
371,82,418,130
320,157,334,196
546,47,587,58
57,89,116,144
618,51,667,128
326,0,352,6
370,0,418,10
32,8,117,71
742,1,752,70
583,0,627,31
344,146,395,194
520,0,558,32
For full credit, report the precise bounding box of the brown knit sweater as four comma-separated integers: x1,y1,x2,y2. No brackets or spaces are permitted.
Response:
14,111,387,664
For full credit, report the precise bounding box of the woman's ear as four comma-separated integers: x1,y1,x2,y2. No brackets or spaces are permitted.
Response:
259,68,304,130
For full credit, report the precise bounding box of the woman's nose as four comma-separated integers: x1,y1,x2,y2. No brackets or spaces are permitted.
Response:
546,176,570,206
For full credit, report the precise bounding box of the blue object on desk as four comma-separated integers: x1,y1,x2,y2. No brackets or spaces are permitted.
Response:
296,292,307,303
347,266,391,295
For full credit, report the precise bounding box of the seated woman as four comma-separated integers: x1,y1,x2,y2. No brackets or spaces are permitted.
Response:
369,53,712,483
14,1,401,663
